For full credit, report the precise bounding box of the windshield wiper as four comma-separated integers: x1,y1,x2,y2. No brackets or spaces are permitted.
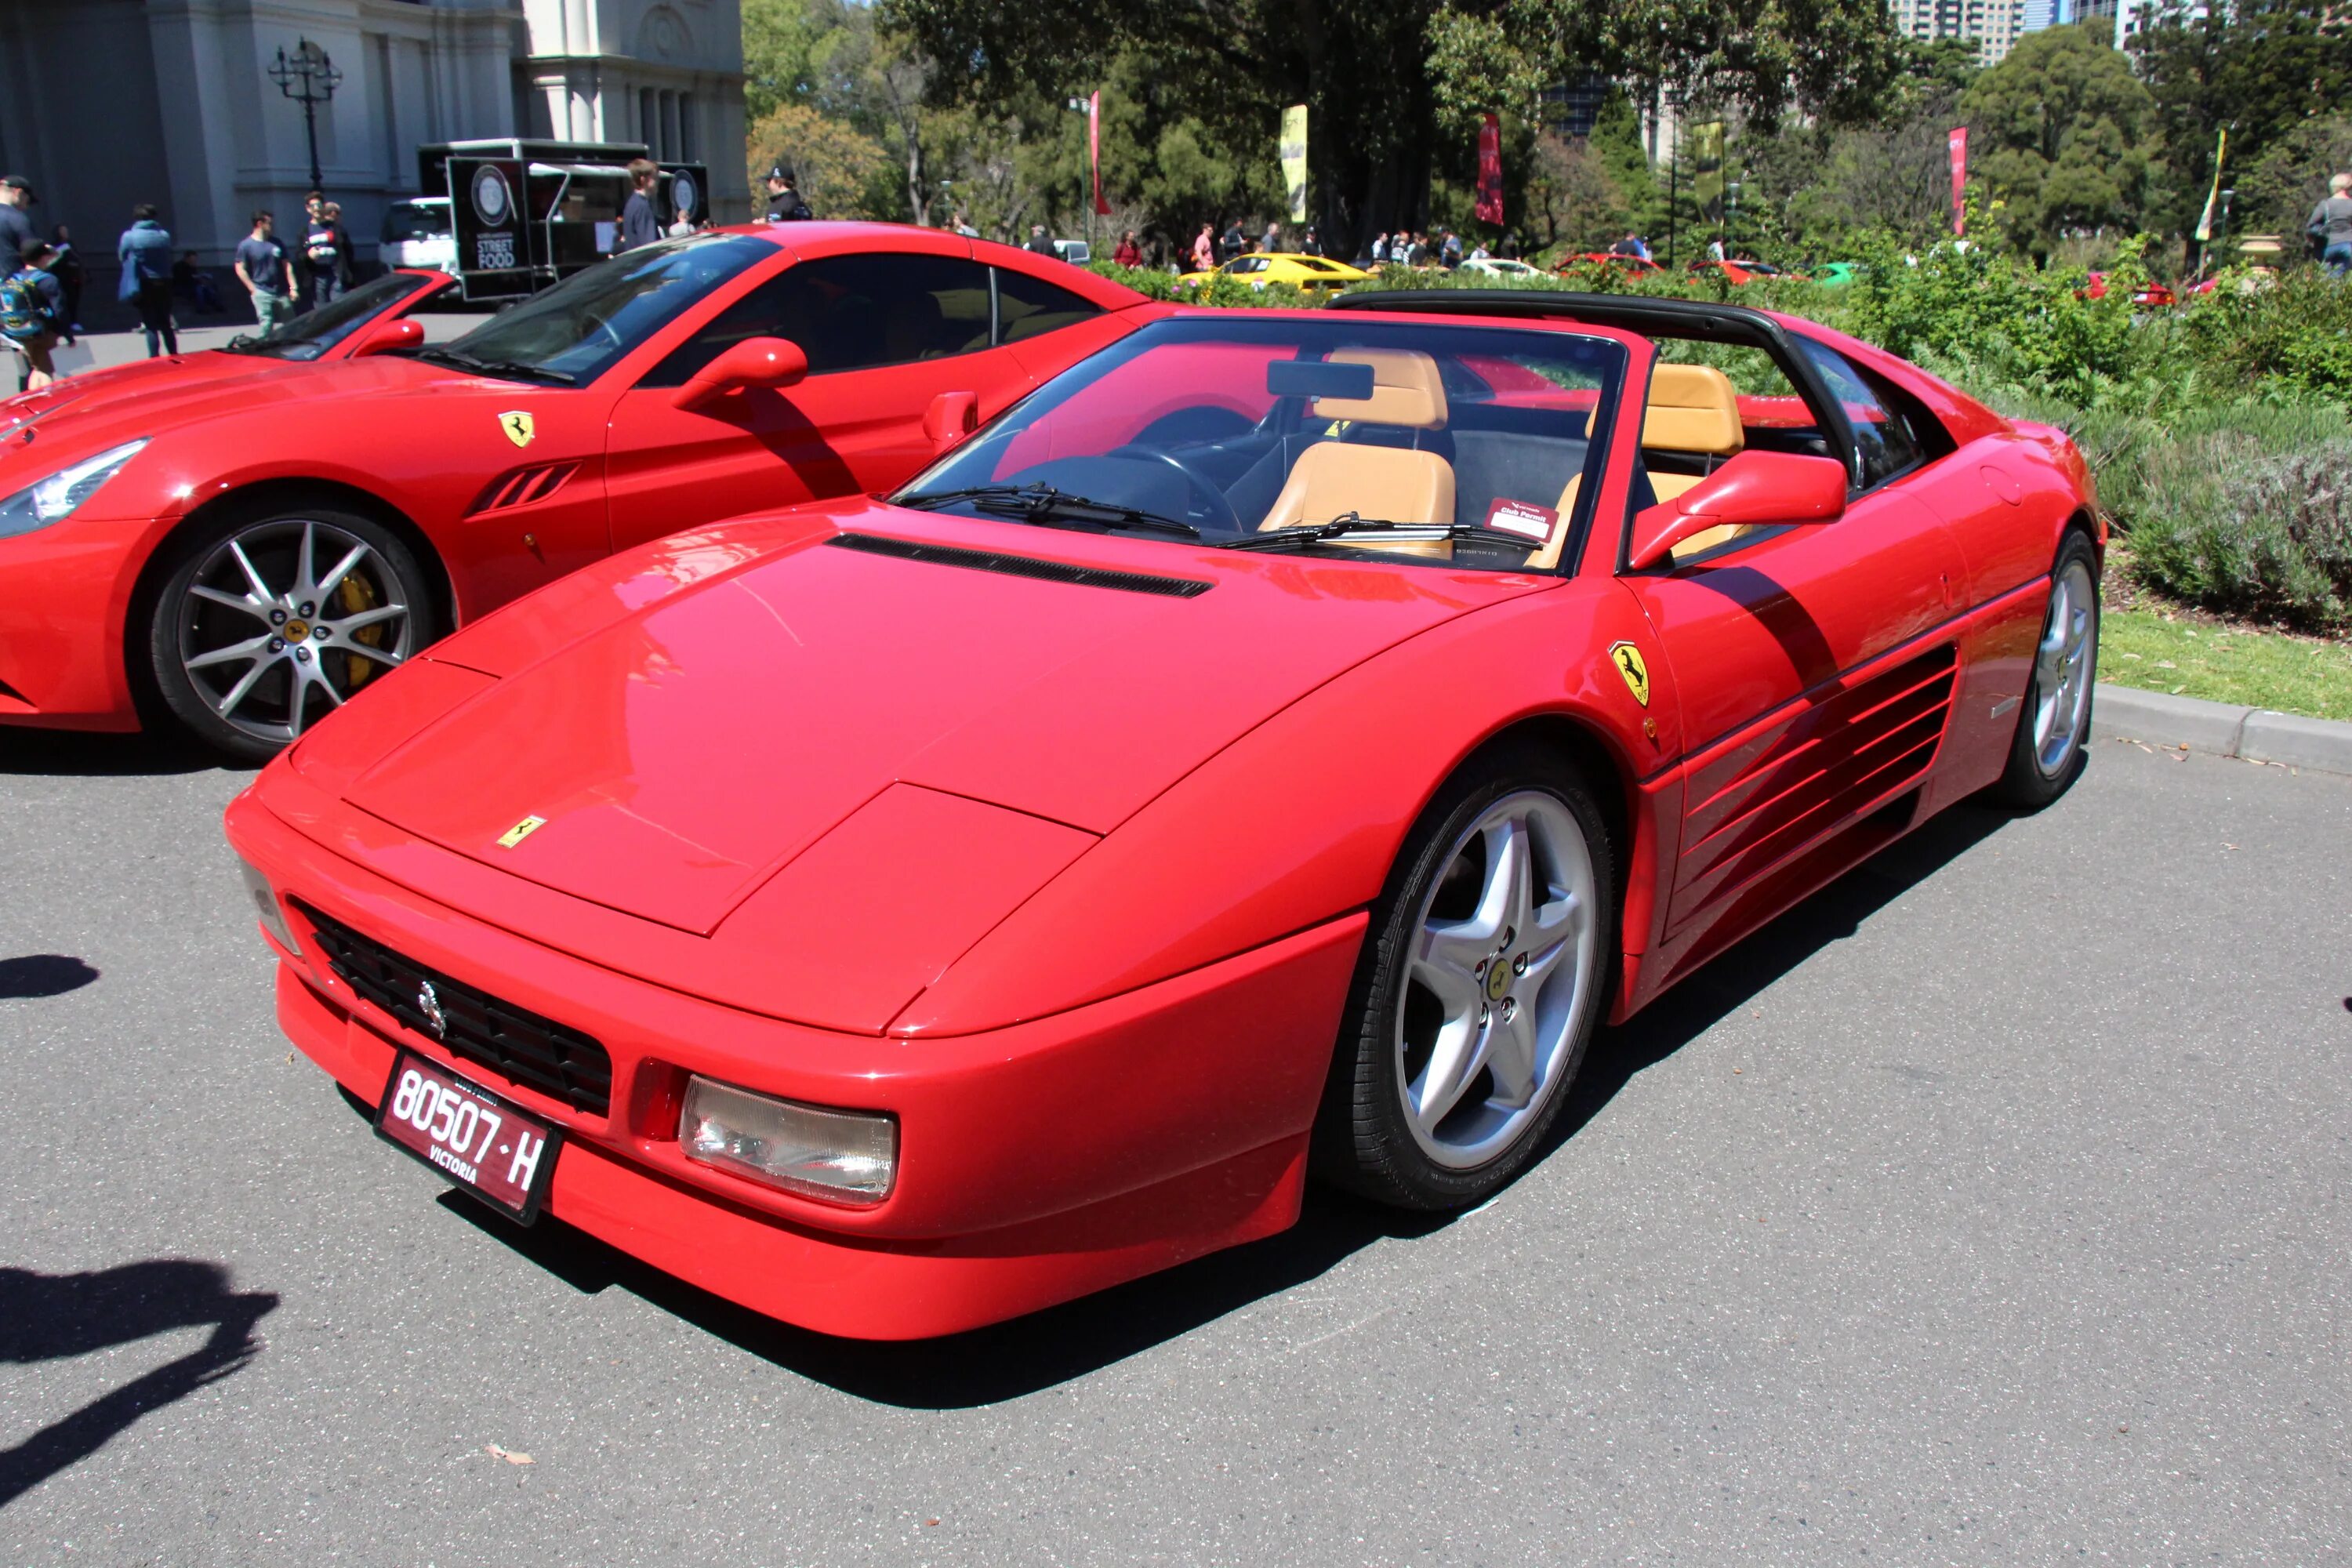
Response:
1224,512,1543,553
416,347,577,386
896,483,1200,539
222,332,270,354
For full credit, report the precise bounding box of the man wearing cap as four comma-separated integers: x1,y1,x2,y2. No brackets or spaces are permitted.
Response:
0,176,37,268
763,166,813,223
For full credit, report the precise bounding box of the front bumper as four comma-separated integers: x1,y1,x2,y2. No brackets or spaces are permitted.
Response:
0,509,165,731
226,786,1363,1340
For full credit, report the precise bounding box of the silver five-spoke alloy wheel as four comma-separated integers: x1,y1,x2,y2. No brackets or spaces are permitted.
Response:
1396,789,1601,1170
2031,554,2096,778
175,517,415,747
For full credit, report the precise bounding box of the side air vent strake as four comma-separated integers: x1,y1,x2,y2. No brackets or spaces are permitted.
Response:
825,532,1214,598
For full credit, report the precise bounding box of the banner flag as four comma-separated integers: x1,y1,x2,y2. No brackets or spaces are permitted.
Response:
1691,122,1725,225
1280,104,1308,223
1089,91,1109,216
2194,126,2227,242
1949,126,1968,236
1475,112,1504,225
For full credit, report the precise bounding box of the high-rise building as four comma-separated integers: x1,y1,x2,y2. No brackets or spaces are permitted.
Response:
1889,0,2036,64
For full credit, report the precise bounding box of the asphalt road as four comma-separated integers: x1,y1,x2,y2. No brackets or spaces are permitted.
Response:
2,728,2347,1566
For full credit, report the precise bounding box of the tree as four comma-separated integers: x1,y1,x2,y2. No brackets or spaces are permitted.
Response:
746,103,893,218
2132,0,2352,238
880,0,1904,256
1959,23,2158,252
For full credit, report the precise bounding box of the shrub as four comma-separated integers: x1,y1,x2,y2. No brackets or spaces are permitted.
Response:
2125,425,2352,631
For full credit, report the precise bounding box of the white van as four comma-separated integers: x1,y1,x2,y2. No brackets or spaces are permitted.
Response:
380,198,456,271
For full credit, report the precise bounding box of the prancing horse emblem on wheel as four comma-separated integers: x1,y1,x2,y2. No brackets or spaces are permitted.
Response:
416,979,448,1039
499,411,535,448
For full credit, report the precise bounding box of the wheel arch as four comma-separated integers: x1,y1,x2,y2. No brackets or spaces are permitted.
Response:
124,479,456,704
1445,710,1638,911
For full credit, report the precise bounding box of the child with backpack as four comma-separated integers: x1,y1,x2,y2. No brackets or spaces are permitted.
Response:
2,235,65,391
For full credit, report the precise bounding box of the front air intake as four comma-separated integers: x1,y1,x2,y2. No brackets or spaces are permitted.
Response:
825,532,1214,598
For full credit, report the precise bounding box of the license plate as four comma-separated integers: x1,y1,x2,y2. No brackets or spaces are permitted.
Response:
375,1051,562,1223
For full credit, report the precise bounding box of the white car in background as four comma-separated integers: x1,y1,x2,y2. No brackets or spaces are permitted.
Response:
380,197,456,272
1460,256,1544,279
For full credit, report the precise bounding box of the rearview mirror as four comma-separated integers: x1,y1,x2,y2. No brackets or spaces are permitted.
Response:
347,318,424,358
923,390,979,452
674,336,808,407
1628,450,1848,571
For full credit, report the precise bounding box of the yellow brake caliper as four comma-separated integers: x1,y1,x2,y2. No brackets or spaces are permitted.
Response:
337,571,384,690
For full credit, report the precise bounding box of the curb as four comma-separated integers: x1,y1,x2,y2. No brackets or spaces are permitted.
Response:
2090,684,2352,777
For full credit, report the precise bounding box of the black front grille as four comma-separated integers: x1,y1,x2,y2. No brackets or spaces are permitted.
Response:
294,901,612,1116
827,531,1214,597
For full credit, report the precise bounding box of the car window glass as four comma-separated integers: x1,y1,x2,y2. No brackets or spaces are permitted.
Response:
993,267,1102,346
641,252,993,387
448,234,772,383
1798,340,1925,488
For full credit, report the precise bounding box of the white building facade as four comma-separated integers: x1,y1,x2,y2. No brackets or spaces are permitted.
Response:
0,0,745,281
1888,0,2034,64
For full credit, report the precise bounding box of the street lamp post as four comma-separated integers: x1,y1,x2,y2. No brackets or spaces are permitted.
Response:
270,39,343,193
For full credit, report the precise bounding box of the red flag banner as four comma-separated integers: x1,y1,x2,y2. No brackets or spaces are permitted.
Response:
1475,112,1504,226
1090,91,1110,216
1948,126,1967,237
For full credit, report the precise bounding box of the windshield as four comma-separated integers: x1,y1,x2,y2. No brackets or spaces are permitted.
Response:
382,201,451,243
895,317,1628,572
227,272,434,361
439,234,772,384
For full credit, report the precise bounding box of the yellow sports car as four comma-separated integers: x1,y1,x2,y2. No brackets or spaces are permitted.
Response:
1178,252,1373,292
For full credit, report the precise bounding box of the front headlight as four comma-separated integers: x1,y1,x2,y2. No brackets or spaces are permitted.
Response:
681,1076,896,1206
0,439,148,539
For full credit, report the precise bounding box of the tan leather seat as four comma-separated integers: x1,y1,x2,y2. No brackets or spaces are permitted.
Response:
1261,349,1455,555
1525,363,1748,572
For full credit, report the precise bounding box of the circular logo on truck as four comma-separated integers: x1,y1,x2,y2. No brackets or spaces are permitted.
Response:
670,171,699,223
470,165,513,227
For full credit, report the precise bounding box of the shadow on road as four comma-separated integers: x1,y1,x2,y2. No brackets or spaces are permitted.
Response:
0,728,246,779
0,955,99,999
0,1261,279,1508
428,795,2020,1409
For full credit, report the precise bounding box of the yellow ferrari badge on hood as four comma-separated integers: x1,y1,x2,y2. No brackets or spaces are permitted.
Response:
496,815,547,848
499,410,535,448
1608,641,1650,707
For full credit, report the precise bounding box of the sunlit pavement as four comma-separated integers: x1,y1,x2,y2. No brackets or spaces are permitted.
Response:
2,730,2347,1564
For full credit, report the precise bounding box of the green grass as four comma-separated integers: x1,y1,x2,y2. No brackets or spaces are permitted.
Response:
2100,608,2352,721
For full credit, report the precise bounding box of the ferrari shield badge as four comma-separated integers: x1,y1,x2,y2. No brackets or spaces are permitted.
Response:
1608,641,1651,707
498,410,535,448
496,814,547,848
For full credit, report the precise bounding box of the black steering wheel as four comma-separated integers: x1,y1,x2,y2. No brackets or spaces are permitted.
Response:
1106,446,1244,535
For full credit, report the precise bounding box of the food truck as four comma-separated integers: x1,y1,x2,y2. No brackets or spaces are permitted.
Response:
414,139,711,301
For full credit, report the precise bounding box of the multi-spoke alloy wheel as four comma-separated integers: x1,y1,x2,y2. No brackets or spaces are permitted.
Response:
1991,530,2100,810
150,506,437,758
1319,749,1616,1209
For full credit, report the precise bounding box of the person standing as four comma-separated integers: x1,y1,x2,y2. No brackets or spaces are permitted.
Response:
1262,220,1283,254
621,160,662,249
2,237,66,391
0,176,36,270
949,209,979,238
118,204,178,358
1441,230,1463,267
1220,217,1245,261
301,201,351,307
234,210,298,332
2308,172,2352,276
1112,229,1142,267
1370,231,1389,264
43,226,84,335
762,165,813,223
1192,223,1215,271
1706,234,1727,263
1023,222,1057,258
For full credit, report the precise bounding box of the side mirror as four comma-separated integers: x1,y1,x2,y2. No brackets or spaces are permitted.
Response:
922,390,979,452
347,318,424,358
1628,450,1849,571
674,336,808,408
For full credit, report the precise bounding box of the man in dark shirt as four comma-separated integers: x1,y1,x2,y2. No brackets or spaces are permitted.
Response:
763,165,813,222
621,159,662,250
5,237,65,390
234,209,298,333
1024,223,1057,258
0,176,36,266
300,197,354,307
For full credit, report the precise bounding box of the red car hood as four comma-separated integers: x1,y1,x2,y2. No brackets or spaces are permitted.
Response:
332,499,1554,935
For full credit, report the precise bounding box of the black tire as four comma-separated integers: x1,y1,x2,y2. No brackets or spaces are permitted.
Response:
147,500,441,762
1313,744,1618,1210
1989,529,2100,811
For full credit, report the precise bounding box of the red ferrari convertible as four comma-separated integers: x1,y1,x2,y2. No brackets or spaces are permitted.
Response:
226,291,2102,1339
0,227,1146,756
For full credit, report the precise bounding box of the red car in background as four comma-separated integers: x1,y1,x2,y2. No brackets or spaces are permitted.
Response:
227,289,2103,1338
1560,252,1665,277
1687,259,1805,285
2085,272,2176,308
0,227,1147,756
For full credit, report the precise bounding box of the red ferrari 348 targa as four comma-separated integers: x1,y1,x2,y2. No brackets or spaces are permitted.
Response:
226,290,2102,1338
